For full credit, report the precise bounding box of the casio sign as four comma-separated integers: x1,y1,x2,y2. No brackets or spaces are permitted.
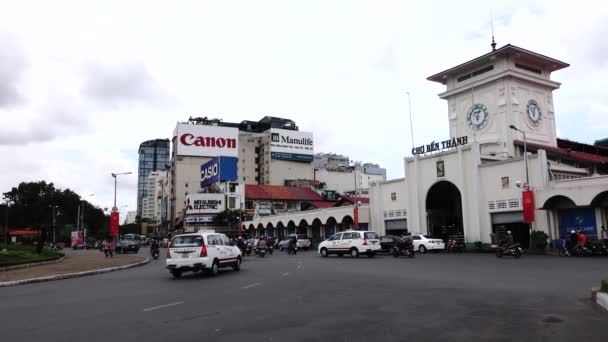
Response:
202,163,219,183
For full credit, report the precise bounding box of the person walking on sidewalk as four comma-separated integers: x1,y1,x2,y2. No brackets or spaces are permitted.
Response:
103,240,114,258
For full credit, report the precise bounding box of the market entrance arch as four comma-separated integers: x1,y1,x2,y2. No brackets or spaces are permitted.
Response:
425,181,464,239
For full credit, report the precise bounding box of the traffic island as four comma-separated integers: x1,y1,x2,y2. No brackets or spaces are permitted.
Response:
0,245,64,269
0,251,148,287
591,277,608,312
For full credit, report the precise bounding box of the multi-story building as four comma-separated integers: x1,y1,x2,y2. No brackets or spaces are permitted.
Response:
137,139,170,218
169,116,315,229
313,154,387,195
368,43,608,249
142,171,165,223
123,211,137,225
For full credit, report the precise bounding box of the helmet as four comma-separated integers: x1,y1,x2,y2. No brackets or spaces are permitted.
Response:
506,230,512,235
571,230,575,234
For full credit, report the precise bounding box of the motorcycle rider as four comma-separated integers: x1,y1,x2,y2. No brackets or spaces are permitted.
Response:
287,234,297,253
150,238,160,258
576,229,587,249
569,230,578,251
236,236,246,253
500,231,514,250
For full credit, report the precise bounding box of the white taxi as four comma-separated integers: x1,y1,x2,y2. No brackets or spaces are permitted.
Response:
166,230,242,278
318,230,381,258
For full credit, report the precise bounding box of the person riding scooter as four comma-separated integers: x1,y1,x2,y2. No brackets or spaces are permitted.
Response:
236,236,246,254
287,235,298,254
500,231,515,250
150,239,160,259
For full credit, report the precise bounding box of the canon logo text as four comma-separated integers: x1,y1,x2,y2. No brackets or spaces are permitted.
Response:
180,134,237,149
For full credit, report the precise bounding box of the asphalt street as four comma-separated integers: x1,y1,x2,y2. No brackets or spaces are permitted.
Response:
1,249,607,342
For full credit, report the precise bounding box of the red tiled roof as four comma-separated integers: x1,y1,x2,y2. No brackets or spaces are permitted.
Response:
308,201,337,209
245,185,323,201
515,140,608,164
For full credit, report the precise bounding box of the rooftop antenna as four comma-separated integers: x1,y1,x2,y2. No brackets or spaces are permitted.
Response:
490,11,497,51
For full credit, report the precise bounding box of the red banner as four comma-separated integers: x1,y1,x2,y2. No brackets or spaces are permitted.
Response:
353,206,359,229
110,210,120,236
522,190,535,223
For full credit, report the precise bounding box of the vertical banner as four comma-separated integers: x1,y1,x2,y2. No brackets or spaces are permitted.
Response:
354,206,359,229
522,190,535,223
110,210,120,236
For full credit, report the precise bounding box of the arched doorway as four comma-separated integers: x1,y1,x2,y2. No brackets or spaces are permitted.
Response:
426,181,464,239
340,215,354,231
276,222,285,239
591,191,608,229
266,223,274,238
257,223,265,238
312,218,322,241
298,219,308,235
287,221,296,235
325,217,337,237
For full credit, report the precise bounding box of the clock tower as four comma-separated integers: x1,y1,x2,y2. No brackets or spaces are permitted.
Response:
427,44,569,160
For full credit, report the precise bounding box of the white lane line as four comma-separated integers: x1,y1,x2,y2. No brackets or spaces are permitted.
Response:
143,301,184,312
242,282,261,289
281,272,289,276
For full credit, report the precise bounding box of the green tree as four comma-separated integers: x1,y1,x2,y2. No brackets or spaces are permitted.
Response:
213,209,246,229
2,181,109,252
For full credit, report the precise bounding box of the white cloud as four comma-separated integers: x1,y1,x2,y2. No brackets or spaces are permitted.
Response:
0,0,607,212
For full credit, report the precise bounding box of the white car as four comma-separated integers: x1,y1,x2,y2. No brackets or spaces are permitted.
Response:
278,234,311,250
411,234,445,253
318,231,381,258
166,230,242,278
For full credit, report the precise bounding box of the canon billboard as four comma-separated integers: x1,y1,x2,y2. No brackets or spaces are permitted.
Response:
270,128,314,162
175,124,239,157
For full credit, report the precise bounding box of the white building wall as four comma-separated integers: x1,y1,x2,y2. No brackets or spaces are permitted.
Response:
369,178,407,236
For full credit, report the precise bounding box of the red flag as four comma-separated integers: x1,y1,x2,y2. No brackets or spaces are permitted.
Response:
522,190,535,223
110,210,120,236
353,206,359,229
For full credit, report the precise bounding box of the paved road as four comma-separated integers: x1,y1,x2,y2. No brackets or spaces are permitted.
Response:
1,249,607,341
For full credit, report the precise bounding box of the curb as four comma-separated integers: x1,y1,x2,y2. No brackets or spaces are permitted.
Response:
0,256,65,271
591,287,608,312
0,257,150,287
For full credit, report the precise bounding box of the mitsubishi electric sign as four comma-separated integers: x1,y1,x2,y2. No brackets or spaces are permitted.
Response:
270,128,314,162
185,193,225,215
175,124,239,157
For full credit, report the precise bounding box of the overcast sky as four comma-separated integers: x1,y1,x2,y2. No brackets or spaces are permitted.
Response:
1,0,607,215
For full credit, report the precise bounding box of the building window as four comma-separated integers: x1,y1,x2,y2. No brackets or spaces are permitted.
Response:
501,176,510,188
391,192,397,201
436,160,445,178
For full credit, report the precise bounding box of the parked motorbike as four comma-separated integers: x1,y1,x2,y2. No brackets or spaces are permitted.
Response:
446,239,465,253
268,245,274,255
495,243,523,258
588,241,608,256
392,244,415,258
558,241,571,257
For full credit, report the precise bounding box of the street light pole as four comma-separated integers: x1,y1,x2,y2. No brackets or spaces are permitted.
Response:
509,125,529,187
110,172,132,245
4,201,10,246
406,92,415,152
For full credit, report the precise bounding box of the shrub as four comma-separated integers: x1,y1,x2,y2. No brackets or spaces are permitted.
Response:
601,277,608,293
531,230,549,250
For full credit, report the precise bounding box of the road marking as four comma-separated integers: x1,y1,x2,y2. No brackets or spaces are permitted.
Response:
143,301,184,312
242,282,261,289
281,272,289,276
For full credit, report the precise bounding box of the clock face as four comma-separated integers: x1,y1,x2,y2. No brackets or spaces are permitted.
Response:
527,100,542,126
467,104,488,130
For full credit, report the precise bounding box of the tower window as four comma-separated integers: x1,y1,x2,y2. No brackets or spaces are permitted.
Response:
457,65,494,82
515,63,542,75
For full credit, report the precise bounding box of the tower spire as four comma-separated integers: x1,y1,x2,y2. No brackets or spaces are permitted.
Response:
491,12,496,51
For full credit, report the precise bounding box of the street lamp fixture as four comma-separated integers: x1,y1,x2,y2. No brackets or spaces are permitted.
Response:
111,172,132,210
3,200,14,246
509,125,529,188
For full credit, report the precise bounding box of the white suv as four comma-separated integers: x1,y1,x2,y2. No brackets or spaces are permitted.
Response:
318,231,381,258
166,231,242,278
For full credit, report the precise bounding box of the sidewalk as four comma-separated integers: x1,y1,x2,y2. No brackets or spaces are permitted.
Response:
0,250,146,283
